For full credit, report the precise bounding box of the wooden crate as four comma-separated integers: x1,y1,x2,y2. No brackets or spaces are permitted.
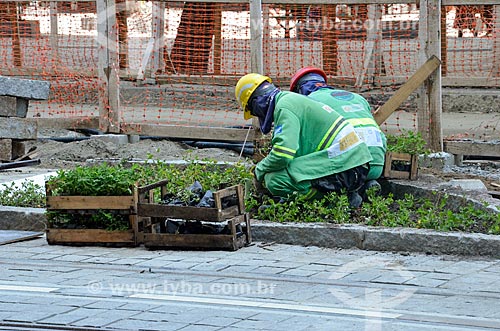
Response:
383,152,418,180
136,181,251,251
45,184,138,247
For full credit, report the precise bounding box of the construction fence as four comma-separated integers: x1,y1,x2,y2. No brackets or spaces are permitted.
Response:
0,0,499,146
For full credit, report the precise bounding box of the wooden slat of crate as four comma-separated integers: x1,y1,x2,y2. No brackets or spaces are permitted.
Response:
46,228,136,246
46,196,135,210
137,204,239,222
143,214,250,251
383,152,418,180
137,183,243,222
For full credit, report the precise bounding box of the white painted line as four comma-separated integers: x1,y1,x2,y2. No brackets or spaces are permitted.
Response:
131,293,401,319
0,284,58,293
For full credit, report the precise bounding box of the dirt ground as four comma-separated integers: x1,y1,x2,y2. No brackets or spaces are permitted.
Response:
19,128,500,193
24,129,250,169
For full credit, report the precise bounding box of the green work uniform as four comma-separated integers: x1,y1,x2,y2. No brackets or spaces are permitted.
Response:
255,91,373,199
306,88,387,180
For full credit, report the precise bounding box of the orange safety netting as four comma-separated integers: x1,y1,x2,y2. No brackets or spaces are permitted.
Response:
0,1,498,140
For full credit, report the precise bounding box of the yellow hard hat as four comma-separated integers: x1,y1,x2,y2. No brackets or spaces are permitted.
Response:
235,73,272,120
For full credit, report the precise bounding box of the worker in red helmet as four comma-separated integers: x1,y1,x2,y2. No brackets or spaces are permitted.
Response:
290,67,387,199
235,73,373,208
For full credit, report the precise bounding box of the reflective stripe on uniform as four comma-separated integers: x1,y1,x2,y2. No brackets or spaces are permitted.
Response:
347,117,379,127
271,145,296,159
316,117,348,151
326,125,363,158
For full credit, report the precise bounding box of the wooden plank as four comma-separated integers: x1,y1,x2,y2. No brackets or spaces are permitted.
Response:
143,233,244,250
137,203,240,222
36,117,100,130
121,123,255,142
373,55,441,126
375,76,500,87
155,75,357,87
0,118,37,139
46,196,135,210
46,229,135,245
444,140,500,157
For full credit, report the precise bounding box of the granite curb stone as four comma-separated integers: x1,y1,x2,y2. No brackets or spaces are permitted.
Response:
1,206,500,258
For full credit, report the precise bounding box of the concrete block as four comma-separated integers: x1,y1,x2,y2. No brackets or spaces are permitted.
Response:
0,76,50,100
0,117,37,139
419,152,454,170
0,139,12,161
90,134,129,146
0,96,29,118
443,179,488,192
0,206,46,232
128,134,140,144
12,140,28,159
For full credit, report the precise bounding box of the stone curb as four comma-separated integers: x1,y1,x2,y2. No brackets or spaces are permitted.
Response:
1,206,500,258
251,221,500,258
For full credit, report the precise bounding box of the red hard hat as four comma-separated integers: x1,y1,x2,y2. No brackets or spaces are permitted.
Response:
289,67,327,92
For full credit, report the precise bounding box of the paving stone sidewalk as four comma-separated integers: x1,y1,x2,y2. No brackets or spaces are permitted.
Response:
0,237,500,330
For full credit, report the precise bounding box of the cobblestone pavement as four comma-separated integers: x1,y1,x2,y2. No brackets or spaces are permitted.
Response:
0,237,500,331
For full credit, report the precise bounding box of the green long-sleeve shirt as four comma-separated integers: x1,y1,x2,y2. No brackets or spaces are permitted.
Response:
255,91,372,183
306,88,387,170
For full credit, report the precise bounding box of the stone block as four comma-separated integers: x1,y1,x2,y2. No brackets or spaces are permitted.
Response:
90,134,129,146
12,140,28,159
0,96,29,117
419,152,454,170
0,139,12,161
0,76,50,100
0,118,37,139
443,179,488,192
128,135,140,144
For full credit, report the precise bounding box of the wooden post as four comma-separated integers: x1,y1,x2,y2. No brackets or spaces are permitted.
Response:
49,2,59,67
355,4,383,88
322,5,338,76
151,1,165,76
417,0,443,152
97,0,121,133
250,0,263,74
213,4,222,74
492,5,500,77
250,0,264,136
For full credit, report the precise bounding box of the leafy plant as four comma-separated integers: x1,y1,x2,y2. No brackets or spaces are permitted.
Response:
386,130,431,155
0,181,46,208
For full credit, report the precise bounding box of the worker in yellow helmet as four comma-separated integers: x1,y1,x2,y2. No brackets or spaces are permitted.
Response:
235,73,373,208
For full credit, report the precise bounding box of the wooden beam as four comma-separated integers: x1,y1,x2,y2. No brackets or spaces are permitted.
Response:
373,55,441,125
121,123,255,142
36,117,100,130
444,140,500,157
